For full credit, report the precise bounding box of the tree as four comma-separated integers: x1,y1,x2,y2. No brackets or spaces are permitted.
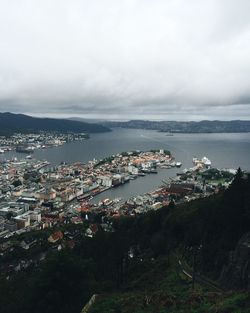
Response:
231,167,243,187
6,212,13,220
12,179,22,187
168,200,175,210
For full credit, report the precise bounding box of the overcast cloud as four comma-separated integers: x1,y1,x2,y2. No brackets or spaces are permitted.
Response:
0,0,250,120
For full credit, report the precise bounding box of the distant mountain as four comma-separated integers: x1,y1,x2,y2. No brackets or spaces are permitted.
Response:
68,117,108,124
68,117,128,123
0,112,111,135
103,119,250,133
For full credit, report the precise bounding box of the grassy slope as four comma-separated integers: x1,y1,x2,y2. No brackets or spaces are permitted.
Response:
89,256,250,313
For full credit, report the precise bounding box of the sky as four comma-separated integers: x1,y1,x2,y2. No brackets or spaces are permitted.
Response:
0,0,250,121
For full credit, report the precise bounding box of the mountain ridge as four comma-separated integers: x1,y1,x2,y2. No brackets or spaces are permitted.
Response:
0,112,111,135
103,119,250,133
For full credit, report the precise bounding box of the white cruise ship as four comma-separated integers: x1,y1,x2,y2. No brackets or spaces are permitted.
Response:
193,156,211,168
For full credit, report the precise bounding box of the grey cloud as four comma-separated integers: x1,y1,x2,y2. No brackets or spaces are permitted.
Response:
0,0,250,120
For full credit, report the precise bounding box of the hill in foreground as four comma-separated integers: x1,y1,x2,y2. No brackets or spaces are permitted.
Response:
89,257,250,313
0,170,250,313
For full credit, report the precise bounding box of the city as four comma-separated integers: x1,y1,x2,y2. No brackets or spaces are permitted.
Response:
1,1,250,312
0,131,89,154
0,147,236,276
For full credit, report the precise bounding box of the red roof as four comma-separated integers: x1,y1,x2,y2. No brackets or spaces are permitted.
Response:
48,231,63,243
90,224,98,233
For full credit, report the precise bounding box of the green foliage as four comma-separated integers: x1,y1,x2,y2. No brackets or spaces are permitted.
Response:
30,252,95,313
90,257,250,313
6,212,13,220
121,151,140,156
12,179,22,187
0,251,96,313
221,293,250,311
94,156,115,167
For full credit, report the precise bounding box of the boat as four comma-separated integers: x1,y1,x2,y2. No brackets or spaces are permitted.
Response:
160,162,172,169
193,156,211,168
0,148,4,153
77,193,91,200
16,146,34,153
26,155,32,159
192,157,199,164
201,156,211,167
176,162,182,168
138,172,146,176
150,169,158,174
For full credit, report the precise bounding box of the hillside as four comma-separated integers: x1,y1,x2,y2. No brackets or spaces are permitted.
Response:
89,170,250,312
0,171,249,313
0,112,110,135
103,119,250,133
89,257,250,313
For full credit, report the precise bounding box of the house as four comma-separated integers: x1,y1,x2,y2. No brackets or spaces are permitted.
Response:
14,214,30,229
20,238,37,250
4,220,17,232
85,224,99,238
97,175,113,187
71,216,83,224
0,202,29,218
151,202,163,210
35,187,56,201
48,231,63,243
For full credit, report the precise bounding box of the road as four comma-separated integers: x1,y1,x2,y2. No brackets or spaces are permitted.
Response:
177,257,224,292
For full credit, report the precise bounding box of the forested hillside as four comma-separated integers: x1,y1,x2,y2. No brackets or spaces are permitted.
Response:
0,112,110,135
0,170,249,313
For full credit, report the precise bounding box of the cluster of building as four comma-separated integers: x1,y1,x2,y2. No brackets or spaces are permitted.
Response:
0,150,174,238
81,164,235,220
0,150,236,275
0,131,88,154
